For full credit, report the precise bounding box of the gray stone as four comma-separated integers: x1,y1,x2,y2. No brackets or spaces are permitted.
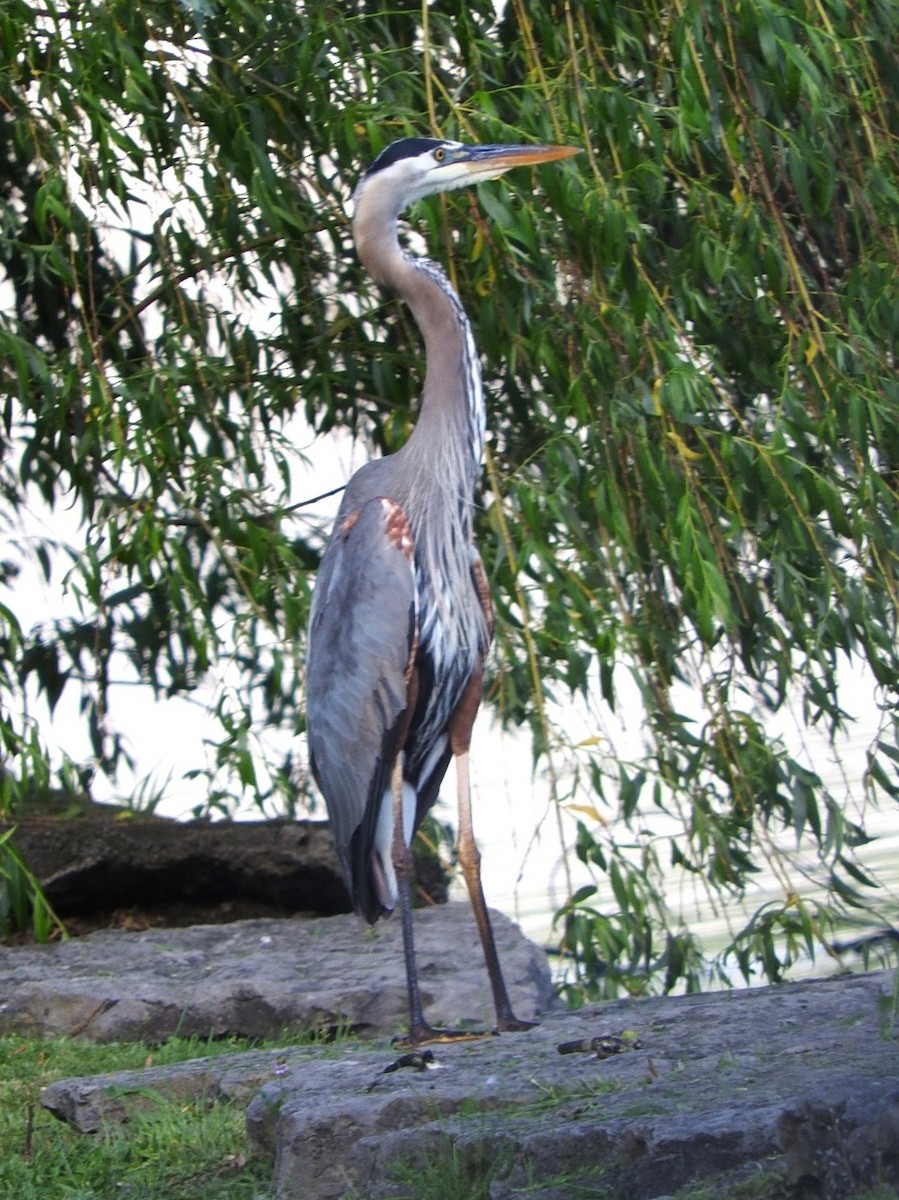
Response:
241,968,898,1199
26,916,899,1199
778,1085,899,1192
1,816,351,919
42,1046,323,1133
0,903,553,1043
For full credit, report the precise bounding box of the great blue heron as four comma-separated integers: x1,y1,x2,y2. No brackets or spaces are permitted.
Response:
306,137,577,1044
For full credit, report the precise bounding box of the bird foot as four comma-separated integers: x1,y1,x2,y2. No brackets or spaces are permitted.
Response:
393,1024,495,1049
394,1013,538,1048
494,1015,539,1034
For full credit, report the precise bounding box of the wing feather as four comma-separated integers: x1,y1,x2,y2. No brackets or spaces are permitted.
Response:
305,498,416,919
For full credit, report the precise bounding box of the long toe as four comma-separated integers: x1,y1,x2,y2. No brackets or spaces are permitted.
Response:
394,1023,495,1048
494,1015,539,1034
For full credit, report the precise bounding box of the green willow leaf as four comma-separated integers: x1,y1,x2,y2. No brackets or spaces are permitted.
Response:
0,0,896,998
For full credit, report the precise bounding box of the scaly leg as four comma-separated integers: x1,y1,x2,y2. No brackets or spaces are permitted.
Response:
391,757,431,1043
390,756,486,1047
455,748,537,1034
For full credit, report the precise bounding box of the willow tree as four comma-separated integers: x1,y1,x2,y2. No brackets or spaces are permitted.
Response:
2,0,897,990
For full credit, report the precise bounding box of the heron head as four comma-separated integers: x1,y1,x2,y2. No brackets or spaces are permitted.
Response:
353,137,579,216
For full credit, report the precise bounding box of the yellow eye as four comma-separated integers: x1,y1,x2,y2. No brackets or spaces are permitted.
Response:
434,147,445,162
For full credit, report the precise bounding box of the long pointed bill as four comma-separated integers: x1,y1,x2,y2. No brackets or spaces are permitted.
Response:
457,142,580,183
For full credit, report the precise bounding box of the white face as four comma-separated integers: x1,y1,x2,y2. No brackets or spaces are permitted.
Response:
351,139,577,221
410,141,517,194
352,141,507,216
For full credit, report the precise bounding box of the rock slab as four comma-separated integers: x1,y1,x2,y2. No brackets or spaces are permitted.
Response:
2,813,450,923
42,1045,317,1133
243,968,898,1199
2,815,351,918
0,904,552,1043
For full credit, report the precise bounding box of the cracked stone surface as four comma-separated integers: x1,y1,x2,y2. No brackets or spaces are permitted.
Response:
242,969,898,1199
0,903,553,1043
29,930,899,1199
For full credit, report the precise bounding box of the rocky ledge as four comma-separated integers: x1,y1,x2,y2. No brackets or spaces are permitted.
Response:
21,910,897,1200
0,902,552,1042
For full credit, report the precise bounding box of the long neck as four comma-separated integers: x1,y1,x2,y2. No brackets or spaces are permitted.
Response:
353,208,486,515
352,196,490,656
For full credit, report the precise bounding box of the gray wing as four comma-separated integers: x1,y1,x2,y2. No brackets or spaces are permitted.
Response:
305,497,417,918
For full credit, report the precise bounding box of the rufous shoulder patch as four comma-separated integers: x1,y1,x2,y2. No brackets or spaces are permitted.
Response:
380,497,414,561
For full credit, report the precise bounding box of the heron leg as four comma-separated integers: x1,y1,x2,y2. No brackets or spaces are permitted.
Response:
454,748,537,1034
390,756,428,1041
390,756,486,1047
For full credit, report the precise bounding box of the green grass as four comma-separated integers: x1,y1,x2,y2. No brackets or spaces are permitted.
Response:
7,1031,899,1200
673,1169,899,1200
384,1158,899,1200
382,1137,501,1200
0,1033,283,1199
